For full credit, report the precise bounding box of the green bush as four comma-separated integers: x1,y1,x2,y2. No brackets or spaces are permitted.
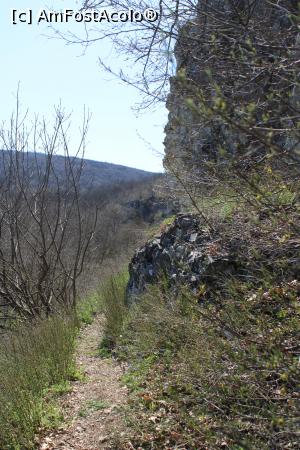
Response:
0,314,77,449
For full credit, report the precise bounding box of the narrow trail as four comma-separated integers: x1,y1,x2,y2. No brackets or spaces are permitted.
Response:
39,316,128,450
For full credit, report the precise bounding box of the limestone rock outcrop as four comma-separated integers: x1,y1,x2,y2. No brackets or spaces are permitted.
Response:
127,214,240,302
163,1,299,173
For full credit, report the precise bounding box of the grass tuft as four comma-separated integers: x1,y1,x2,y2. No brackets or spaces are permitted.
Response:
98,271,128,351
0,314,77,449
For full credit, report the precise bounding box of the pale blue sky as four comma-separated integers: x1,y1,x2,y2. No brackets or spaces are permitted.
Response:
0,1,167,172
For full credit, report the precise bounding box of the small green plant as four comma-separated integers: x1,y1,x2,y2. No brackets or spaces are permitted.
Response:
87,399,109,411
98,339,114,358
77,292,102,325
40,401,64,430
78,399,109,417
47,380,72,397
68,365,86,382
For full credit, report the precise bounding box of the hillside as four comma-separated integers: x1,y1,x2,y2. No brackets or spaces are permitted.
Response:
0,150,160,190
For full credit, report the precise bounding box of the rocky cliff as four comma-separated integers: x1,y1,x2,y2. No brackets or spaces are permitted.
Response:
127,1,300,303
127,214,240,302
163,1,299,174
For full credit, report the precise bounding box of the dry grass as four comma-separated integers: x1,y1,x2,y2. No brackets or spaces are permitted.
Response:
112,276,300,449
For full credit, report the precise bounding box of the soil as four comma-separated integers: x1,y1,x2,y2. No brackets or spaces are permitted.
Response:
38,315,128,450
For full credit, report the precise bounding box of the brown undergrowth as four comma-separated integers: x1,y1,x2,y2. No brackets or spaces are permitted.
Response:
101,207,300,450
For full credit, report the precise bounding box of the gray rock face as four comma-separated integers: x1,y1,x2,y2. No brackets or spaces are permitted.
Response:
163,1,299,174
125,195,180,223
126,214,239,303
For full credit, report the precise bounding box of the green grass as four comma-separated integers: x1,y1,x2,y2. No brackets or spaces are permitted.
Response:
0,243,135,449
77,291,103,325
0,314,77,449
146,215,177,240
0,281,108,449
97,271,129,351
40,401,64,430
78,399,109,417
47,380,73,396
86,399,109,410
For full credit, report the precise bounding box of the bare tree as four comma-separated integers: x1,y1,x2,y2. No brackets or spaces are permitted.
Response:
59,1,300,151
0,98,98,324
58,1,300,223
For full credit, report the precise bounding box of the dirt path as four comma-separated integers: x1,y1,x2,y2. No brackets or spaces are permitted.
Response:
39,316,128,450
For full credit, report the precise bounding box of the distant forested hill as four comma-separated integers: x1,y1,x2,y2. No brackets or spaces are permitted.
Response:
0,150,161,190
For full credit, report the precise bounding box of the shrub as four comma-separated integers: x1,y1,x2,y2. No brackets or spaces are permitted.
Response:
0,314,77,449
